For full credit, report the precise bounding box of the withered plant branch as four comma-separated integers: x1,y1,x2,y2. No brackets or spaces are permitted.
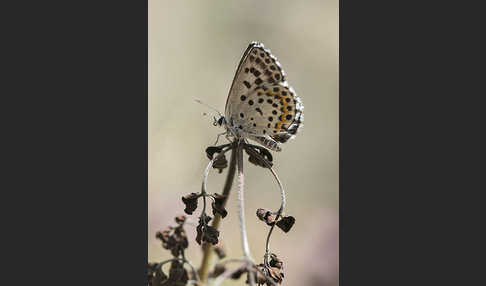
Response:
217,257,248,265
211,260,279,286
156,257,200,283
243,145,287,267
201,144,232,215
254,266,279,286
199,141,238,282
211,262,251,286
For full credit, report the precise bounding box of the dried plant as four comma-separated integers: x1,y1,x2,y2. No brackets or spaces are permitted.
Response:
148,138,297,286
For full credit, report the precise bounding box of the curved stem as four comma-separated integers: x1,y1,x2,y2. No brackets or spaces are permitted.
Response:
263,166,286,265
243,146,286,266
156,257,200,283
199,141,238,282
201,145,232,195
200,145,232,221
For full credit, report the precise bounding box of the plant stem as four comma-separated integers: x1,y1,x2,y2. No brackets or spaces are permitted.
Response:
198,141,238,282
236,141,252,260
263,165,286,266
243,145,287,266
156,257,200,282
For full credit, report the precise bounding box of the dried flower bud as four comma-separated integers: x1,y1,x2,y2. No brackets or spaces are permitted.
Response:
196,215,219,245
202,225,219,245
205,146,224,160
155,223,188,257
212,193,227,205
148,262,171,286
181,193,199,215
206,146,229,172
212,155,228,173
276,216,295,233
211,193,228,218
155,227,172,247
269,253,284,270
174,215,186,225
266,215,276,226
267,266,284,284
256,208,276,226
148,262,168,286
168,260,188,286
256,208,267,220
195,226,204,245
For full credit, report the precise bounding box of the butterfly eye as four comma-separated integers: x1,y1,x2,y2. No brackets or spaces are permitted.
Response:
217,117,225,126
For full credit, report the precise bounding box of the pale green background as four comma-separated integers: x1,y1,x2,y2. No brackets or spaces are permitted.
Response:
149,1,338,285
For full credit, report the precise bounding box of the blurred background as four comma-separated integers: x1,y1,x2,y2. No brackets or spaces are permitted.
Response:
149,1,338,285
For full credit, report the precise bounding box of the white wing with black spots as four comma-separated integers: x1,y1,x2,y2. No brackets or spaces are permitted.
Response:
224,42,303,151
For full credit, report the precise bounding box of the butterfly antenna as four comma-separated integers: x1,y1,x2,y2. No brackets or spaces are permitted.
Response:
194,98,223,118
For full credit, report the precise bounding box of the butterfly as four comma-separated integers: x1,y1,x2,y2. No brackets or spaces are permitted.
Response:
215,42,304,152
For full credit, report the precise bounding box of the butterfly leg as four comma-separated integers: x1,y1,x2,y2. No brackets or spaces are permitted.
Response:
214,131,228,145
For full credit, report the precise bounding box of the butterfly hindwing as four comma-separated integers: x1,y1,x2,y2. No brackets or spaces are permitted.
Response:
226,82,302,137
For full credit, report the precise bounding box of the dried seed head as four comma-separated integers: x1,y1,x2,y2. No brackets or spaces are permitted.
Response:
211,193,228,218
212,193,227,206
155,227,172,245
276,216,295,233
267,266,284,284
202,225,219,245
181,193,199,215
256,208,267,220
174,215,186,225
256,208,276,226
212,155,228,173
205,146,224,160
206,146,228,173
196,215,219,245
155,220,188,257
168,260,188,285
148,262,168,286
269,253,284,270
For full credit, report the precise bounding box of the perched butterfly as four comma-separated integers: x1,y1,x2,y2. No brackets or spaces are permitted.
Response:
214,42,304,152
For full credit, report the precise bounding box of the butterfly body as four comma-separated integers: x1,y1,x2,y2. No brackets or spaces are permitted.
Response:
221,42,303,151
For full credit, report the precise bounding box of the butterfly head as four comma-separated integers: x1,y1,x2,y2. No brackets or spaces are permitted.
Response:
213,116,226,127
